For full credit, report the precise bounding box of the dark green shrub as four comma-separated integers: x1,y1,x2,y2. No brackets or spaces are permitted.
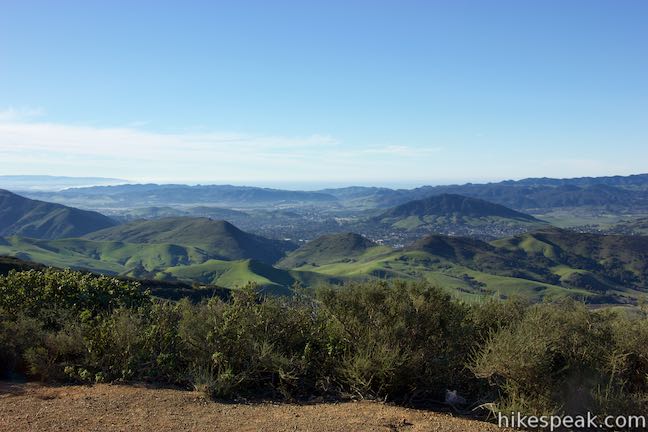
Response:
24,322,85,381
317,281,473,400
178,285,342,399
2,267,648,418
80,302,185,384
0,268,148,323
471,301,626,415
0,309,43,378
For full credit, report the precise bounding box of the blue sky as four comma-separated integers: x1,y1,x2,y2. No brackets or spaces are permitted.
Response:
1,0,646,188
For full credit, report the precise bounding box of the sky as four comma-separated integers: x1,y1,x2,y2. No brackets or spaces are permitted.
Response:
1,0,647,188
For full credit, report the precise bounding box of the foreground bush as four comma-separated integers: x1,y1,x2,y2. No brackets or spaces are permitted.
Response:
177,288,341,398
472,301,648,416
1,267,647,420
0,268,148,322
318,281,472,400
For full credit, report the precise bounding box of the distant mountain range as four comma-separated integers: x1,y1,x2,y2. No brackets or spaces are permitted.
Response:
324,174,648,211
24,184,337,208
19,173,648,213
0,189,117,239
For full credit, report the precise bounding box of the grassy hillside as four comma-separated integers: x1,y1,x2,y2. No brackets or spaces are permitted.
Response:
373,194,544,231
85,217,296,265
1,221,646,304
0,235,341,294
0,237,292,291
277,232,390,268
493,227,648,292
348,194,547,242
286,228,648,304
379,194,540,222
289,247,583,303
0,189,117,239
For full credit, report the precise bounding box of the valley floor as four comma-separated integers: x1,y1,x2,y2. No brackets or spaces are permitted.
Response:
0,382,514,432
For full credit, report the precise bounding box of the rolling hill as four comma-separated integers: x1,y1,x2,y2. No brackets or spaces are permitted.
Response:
277,232,389,268
493,227,648,291
284,227,648,304
352,194,546,241
0,236,337,293
0,189,117,239
84,217,296,265
376,194,541,225
1,188,646,304
2,226,647,303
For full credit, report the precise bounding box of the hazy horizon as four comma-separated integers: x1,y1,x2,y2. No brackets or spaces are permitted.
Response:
3,172,648,194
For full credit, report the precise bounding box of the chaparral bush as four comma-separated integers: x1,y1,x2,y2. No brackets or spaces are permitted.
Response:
1,267,647,420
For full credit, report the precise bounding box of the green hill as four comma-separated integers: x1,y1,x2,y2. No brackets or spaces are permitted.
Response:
405,234,496,262
493,227,648,292
286,228,648,304
277,232,389,268
0,237,291,291
376,194,542,230
0,189,117,239
158,258,336,295
1,211,646,304
85,217,296,265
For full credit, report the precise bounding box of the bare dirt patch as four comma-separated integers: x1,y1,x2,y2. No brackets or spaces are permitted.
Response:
0,382,513,432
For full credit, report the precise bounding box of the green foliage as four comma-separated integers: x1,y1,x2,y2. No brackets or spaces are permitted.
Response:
0,310,42,378
317,281,471,399
1,267,648,417
0,268,148,322
471,301,648,416
178,284,341,398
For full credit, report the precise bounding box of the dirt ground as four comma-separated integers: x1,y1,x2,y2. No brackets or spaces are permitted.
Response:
0,382,514,432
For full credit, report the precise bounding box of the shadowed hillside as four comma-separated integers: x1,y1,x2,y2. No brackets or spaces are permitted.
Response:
85,217,296,264
378,193,541,222
0,189,117,239
277,232,385,268
494,227,648,291
355,193,545,240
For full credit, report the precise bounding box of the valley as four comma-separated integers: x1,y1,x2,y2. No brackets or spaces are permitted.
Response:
1,173,648,305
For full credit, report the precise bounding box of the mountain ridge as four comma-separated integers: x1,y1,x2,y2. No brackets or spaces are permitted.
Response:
84,217,296,265
0,189,117,239
377,193,541,221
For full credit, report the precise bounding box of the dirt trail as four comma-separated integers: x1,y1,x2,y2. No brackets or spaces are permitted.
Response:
0,382,514,432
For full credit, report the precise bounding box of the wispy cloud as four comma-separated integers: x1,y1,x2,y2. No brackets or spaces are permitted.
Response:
361,145,443,156
0,107,45,122
0,112,444,184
